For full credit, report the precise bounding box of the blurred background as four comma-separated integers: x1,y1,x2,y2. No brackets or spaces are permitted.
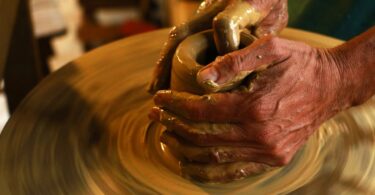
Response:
0,0,373,132
0,0,203,132
33,0,202,72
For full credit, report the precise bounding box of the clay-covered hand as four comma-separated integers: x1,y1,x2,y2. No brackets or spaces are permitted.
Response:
149,36,354,178
148,0,288,94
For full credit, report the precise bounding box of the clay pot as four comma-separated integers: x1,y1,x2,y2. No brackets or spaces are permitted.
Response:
171,30,256,94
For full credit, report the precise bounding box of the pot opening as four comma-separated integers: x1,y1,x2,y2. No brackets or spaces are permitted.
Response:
195,42,249,66
196,42,218,66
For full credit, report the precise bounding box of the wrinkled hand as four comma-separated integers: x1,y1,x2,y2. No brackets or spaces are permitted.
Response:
149,36,351,181
148,0,288,93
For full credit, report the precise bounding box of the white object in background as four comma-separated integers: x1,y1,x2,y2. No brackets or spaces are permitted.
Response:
0,92,10,134
30,0,66,38
50,0,84,71
95,8,141,27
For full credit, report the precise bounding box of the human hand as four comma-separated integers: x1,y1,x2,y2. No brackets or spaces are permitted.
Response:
149,36,352,181
148,0,288,94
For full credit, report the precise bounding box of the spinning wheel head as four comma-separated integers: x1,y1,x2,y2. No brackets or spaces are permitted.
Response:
1,29,375,194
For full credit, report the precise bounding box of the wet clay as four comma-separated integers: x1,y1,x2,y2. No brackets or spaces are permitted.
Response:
0,29,375,194
170,30,268,182
148,0,261,93
213,0,261,54
172,30,257,94
148,0,228,93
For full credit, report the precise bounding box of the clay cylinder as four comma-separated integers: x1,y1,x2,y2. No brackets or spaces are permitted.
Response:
171,30,256,94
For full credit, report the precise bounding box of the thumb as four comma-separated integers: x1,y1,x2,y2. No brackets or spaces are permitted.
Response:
254,0,288,37
213,0,261,54
197,36,287,92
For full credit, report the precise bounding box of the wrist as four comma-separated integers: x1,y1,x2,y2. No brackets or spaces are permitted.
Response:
328,35,375,107
312,48,353,112
325,47,357,108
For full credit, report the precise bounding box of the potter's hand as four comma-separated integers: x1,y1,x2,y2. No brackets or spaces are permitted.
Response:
148,0,288,94
150,34,373,168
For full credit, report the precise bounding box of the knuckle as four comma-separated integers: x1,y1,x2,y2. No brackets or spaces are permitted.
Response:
282,11,289,23
264,36,285,58
278,14,288,29
223,53,242,72
267,36,281,49
268,146,291,166
257,136,275,149
267,140,280,152
268,145,280,156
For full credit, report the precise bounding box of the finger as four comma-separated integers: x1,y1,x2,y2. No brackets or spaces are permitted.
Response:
149,107,252,146
213,0,262,54
196,0,218,14
161,131,284,165
148,0,228,94
182,161,272,183
197,36,289,91
153,90,243,122
265,128,311,166
247,0,282,13
254,0,288,37
160,125,311,166
274,134,309,166
161,131,210,162
198,31,258,93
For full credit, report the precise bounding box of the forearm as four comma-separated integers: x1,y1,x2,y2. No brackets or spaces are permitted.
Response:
332,26,375,107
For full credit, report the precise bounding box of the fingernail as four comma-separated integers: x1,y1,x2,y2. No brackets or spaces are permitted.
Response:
197,67,219,83
153,90,171,106
148,107,161,121
153,94,162,106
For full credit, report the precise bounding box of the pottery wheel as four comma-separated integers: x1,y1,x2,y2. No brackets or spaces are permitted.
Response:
1,29,375,194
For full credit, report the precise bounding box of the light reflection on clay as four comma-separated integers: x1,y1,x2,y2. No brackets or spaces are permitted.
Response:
160,142,167,152
213,1,261,54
